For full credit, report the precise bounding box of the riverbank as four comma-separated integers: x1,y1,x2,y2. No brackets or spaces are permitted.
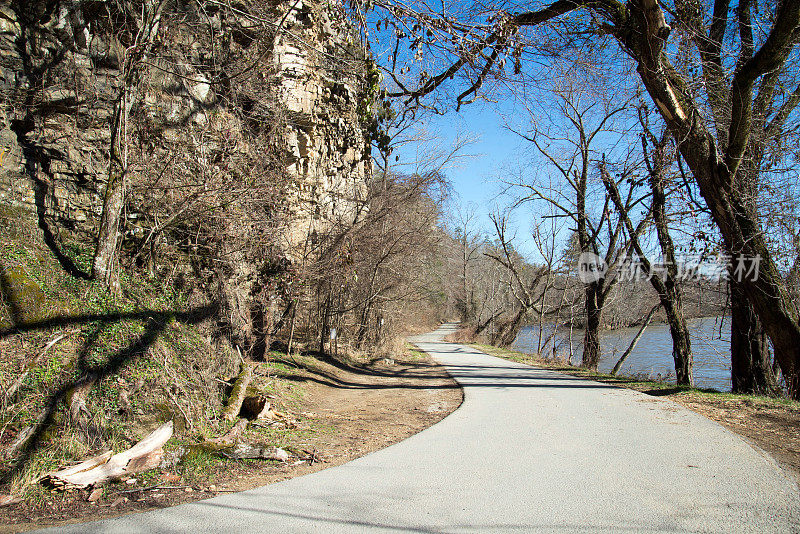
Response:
512,317,733,390
474,343,800,482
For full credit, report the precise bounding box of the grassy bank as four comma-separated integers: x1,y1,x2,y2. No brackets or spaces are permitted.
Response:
1,208,462,529
2,338,459,531
1,207,228,495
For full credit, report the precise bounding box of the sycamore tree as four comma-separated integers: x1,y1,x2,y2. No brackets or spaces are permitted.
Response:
355,0,800,398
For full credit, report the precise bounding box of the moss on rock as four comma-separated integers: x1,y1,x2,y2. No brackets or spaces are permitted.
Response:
0,262,47,326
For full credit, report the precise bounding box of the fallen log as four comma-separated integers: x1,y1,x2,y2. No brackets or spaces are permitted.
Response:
41,421,173,489
47,450,113,480
222,363,254,422
208,419,248,447
221,444,289,462
0,494,22,507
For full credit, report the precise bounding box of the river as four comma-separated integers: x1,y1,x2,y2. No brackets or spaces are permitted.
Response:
512,317,732,391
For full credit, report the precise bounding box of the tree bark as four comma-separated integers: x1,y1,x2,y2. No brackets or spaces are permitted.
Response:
222,362,254,422
319,289,331,356
92,166,124,293
491,306,527,348
41,421,173,489
730,280,781,395
664,299,693,386
582,283,602,370
727,135,782,396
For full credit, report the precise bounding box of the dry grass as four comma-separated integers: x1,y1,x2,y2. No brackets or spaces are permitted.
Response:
443,325,479,344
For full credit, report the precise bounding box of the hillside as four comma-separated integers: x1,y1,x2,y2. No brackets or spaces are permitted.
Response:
0,0,453,522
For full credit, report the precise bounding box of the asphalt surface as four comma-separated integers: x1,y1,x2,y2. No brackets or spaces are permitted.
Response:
46,323,800,533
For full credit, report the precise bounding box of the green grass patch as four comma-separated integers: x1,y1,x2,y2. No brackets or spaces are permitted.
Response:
404,345,427,361
177,447,226,484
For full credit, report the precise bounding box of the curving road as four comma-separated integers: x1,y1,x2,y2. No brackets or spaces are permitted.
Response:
47,324,799,533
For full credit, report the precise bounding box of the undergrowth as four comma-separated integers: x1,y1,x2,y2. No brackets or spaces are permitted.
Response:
1,206,426,503
0,209,240,497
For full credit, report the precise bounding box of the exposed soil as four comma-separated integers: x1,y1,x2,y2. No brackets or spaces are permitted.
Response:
475,343,800,484
0,348,461,532
670,392,800,480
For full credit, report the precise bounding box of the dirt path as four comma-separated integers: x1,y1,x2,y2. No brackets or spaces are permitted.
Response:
2,347,461,532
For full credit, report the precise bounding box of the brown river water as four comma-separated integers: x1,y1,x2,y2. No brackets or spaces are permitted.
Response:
512,316,732,391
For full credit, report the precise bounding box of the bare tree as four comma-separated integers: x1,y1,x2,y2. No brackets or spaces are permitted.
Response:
91,0,167,292
484,212,548,347
507,89,645,369
530,213,565,354
363,0,800,397
449,203,483,323
600,112,694,385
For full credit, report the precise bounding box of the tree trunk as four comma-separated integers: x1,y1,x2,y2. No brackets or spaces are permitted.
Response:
92,167,124,293
627,16,800,398
223,362,254,422
727,150,781,396
474,311,500,336
319,289,331,356
90,0,165,293
356,265,379,348
664,300,693,386
612,303,660,375
355,297,373,349
492,307,527,348
286,302,297,355
706,180,800,397
647,145,694,387
730,280,781,396
41,422,173,489
582,283,602,370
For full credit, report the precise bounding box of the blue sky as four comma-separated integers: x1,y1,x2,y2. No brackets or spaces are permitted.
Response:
392,99,545,253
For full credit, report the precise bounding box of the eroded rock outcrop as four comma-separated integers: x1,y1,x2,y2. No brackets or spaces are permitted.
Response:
0,0,372,353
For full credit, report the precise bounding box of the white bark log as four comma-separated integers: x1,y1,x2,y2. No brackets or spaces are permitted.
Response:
42,421,173,489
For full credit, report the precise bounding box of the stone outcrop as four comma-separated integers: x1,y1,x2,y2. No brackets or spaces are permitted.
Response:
0,0,372,355
271,0,371,250
0,0,370,251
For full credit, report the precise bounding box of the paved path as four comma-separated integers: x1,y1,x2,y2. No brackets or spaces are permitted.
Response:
49,324,799,533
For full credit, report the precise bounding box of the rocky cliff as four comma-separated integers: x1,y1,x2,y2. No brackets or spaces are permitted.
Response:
0,0,370,232
0,0,372,351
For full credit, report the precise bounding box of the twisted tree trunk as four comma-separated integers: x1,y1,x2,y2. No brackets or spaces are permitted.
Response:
730,281,781,395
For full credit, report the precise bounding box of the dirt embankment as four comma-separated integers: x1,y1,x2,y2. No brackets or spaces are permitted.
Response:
1,348,461,532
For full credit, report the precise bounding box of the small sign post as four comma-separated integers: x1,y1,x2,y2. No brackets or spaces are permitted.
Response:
330,328,338,358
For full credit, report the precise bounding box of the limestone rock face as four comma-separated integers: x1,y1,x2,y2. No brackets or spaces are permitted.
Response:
271,1,371,252
0,0,372,353
0,0,370,256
